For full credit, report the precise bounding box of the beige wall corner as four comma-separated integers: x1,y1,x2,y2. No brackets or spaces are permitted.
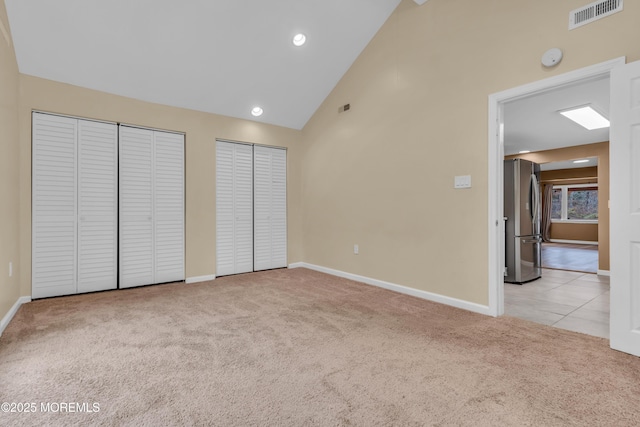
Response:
18,76,303,296
0,0,21,325
300,0,637,305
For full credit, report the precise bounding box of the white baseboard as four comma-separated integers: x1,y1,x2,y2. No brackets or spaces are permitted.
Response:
0,296,31,337
549,239,598,246
597,269,610,277
292,262,491,316
185,275,216,284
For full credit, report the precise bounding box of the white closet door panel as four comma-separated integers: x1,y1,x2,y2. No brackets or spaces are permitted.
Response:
77,120,118,293
253,146,287,271
119,126,154,288
270,148,287,268
216,141,253,276
234,144,254,274
253,146,272,271
154,131,185,283
216,141,236,276
32,113,77,298
32,221,77,298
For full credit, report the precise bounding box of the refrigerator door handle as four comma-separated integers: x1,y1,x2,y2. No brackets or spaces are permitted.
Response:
530,173,540,223
522,237,542,244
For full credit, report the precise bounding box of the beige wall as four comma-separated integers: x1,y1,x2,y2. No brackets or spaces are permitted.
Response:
301,0,636,305
551,223,598,242
507,142,609,270
0,0,20,325
18,76,303,298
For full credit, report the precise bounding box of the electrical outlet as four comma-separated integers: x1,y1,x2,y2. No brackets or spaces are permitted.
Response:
354,244,359,255
9,261,12,277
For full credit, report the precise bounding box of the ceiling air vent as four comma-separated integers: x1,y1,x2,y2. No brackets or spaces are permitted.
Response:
569,0,623,30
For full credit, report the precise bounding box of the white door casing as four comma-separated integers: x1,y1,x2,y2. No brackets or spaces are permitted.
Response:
609,60,640,356
488,58,625,321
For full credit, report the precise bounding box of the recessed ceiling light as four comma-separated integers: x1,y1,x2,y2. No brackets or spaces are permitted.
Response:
293,33,306,47
573,159,590,164
559,105,610,130
518,150,531,154
251,106,263,117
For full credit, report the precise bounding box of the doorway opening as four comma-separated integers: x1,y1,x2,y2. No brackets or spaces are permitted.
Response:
487,57,625,340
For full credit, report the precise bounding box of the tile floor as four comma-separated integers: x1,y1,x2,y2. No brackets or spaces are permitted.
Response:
505,268,610,339
541,242,598,273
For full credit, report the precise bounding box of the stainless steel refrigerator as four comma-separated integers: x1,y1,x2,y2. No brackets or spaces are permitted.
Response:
504,159,542,284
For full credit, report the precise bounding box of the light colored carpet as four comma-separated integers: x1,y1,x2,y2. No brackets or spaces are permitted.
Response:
1,268,639,426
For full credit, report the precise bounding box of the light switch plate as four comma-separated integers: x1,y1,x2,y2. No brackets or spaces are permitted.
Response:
454,175,472,189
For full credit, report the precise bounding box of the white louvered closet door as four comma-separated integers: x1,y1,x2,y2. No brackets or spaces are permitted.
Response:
32,113,118,299
77,120,118,293
253,146,287,271
154,131,185,283
120,126,185,288
216,141,253,276
119,126,155,288
32,113,78,299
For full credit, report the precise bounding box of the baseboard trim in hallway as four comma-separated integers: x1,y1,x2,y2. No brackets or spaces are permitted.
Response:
0,296,31,337
289,262,491,316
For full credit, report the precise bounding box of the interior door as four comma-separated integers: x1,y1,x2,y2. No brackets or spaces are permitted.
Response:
216,141,253,276
610,60,640,356
119,126,155,288
153,131,185,284
253,145,287,271
32,113,78,298
77,119,118,293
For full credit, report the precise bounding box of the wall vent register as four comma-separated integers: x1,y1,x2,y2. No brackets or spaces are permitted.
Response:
569,0,623,30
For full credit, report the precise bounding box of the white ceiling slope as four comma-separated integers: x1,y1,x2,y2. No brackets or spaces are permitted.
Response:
5,0,401,130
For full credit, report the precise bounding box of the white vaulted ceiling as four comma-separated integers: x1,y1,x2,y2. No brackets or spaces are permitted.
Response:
5,0,402,130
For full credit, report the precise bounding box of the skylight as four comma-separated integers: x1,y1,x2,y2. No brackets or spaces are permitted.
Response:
559,105,610,130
